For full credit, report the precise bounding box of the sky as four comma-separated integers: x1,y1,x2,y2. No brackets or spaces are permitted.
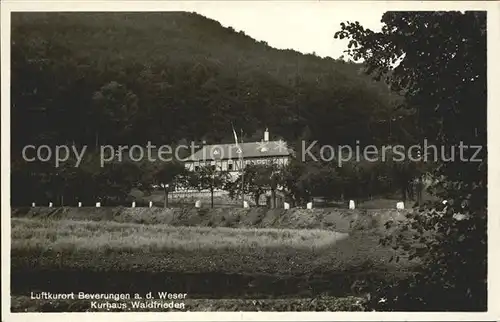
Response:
192,2,387,59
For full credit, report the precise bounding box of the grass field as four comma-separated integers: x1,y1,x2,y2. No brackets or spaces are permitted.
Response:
12,217,349,252
11,207,417,311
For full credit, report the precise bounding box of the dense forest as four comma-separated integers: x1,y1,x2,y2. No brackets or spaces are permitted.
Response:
11,12,409,150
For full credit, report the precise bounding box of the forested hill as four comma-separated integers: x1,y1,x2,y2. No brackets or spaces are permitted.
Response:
11,12,407,151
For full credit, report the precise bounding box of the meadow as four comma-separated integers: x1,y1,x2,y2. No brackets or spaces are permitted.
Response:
11,207,416,311
12,217,349,252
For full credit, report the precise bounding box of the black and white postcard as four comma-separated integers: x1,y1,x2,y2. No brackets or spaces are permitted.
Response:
1,1,499,321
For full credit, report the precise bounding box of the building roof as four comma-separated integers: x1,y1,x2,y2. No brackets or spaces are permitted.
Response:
185,140,291,162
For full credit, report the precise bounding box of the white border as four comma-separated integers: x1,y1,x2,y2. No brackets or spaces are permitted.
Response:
2,1,499,321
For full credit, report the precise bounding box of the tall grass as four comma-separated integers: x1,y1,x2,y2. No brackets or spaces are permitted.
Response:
12,218,348,252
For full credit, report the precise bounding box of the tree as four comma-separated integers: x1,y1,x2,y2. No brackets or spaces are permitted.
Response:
87,160,144,205
279,157,340,206
227,162,285,207
92,81,139,146
153,161,188,208
188,164,230,208
266,162,285,209
280,158,308,206
335,11,486,310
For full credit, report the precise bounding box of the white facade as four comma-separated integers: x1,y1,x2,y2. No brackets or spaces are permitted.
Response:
183,130,292,182
184,156,289,173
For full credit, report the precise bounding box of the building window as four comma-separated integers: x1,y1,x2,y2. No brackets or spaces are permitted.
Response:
228,163,233,170
194,166,199,171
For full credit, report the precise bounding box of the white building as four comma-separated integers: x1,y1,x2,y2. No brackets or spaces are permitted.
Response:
184,129,292,179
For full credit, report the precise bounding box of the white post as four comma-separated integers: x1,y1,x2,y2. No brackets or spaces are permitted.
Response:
349,200,355,210
131,201,136,208
306,202,313,209
149,201,153,208
96,202,101,208
32,202,36,207
284,202,290,210
195,200,201,208
396,201,404,210
78,202,82,207
48,202,53,208
243,201,249,208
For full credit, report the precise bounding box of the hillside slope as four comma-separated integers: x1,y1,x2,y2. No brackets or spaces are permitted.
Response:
11,12,404,148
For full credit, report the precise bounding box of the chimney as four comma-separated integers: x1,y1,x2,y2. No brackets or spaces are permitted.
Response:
264,128,269,142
